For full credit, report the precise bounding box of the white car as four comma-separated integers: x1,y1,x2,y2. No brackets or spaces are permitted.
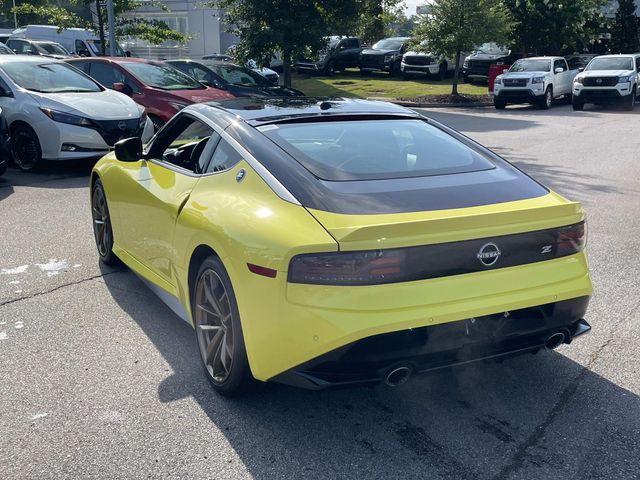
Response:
401,41,456,79
493,57,578,110
572,54,640,111
0,56,153,171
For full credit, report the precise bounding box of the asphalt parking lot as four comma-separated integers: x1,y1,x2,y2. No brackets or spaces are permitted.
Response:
1,103,639,479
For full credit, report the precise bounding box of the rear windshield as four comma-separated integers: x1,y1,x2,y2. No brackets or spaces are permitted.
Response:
260,119,496,181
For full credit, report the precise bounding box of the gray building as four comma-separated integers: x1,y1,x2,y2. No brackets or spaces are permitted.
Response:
121,0,237,60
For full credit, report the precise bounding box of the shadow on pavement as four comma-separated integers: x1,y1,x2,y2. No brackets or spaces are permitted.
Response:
0,175,14,201
0,160,95,190
103,269,640,480
423,109,541,133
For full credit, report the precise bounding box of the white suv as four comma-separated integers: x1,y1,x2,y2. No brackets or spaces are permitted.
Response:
572,54,640,111
493,57,578,109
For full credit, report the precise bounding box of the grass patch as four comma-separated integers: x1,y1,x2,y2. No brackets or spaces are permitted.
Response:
292,68,488,99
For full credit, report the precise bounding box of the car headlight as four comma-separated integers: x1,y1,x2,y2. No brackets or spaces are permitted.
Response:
168,101,188,111
494,76,502,85
40,108,94,127
574,76,584,84
463,59,469,68
531,77,545,84
618,74,634,83
384,54,395,62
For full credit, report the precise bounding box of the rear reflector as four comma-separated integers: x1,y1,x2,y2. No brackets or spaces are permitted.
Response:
247,263,278,278
288,222,586,286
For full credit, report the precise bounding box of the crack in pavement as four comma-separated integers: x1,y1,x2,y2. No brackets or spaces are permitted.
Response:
0,269,126,308
492,298,640,480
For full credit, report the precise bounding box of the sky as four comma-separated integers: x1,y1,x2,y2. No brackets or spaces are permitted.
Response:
404,0,427,15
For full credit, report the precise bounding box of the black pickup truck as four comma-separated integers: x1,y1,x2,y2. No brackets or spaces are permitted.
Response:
359,37,410,75
296,36,363,75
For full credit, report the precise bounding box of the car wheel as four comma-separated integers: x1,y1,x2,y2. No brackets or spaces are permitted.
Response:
437,62,448,80
149,114,164,132
624,87,636,111
463,74,471,84
572,97,584,111
324,60,337,76
10,124,42,172
0,163,6,176
540,86,553,110
389,61,400,76
494,98,507,110
193,256,254,396
91,179,119,265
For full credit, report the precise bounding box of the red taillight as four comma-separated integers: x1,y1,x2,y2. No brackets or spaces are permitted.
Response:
288,250,405,286
556,222,586,257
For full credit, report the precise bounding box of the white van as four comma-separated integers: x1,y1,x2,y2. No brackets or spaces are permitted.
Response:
10,25,127,57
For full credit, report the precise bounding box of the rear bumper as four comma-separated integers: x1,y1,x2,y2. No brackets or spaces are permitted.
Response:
273,296,591,389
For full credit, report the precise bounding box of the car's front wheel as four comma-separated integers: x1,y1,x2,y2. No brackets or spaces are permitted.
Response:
494,98,507,110
624,87,636,111
539,86,553,110
10,124,42,172
193,256,254,396
572,97,584,111
91,179,119,265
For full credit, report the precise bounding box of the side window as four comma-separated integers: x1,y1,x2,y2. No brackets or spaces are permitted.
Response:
346,38,359,49
189,65,210,82
148,115,219,174
76,40,91,57
635,57,640,71
9,40,28,54
553,59,566,72
70,61,89,74
88,62,124,88
204,140,243,174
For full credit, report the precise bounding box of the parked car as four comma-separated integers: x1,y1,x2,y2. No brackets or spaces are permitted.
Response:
463,43,520,83
92,97,592,395
203,53,280,84
10,25,127,57
493,56,578,109
360,37,410,75
66,57,234,130
6,38,71,58
565,53,598,72
0,56,153,171
401,40,456,79
0,107,7,176
572,54,640,111
166,60,303,97
296,36,363,75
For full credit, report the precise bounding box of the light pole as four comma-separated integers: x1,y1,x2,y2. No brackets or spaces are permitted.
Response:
106,0,115,56
12,0,17,29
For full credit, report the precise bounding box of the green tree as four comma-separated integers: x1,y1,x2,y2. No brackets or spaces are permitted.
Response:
412,0,514,96
357,0,405,44
8,0,188,48
504,0,608,55
611,0,639,53
209,0,359,87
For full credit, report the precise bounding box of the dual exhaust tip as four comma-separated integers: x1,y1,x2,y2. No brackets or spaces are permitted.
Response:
384,331,570,387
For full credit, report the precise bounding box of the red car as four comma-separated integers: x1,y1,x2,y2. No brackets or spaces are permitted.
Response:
66,57,234,130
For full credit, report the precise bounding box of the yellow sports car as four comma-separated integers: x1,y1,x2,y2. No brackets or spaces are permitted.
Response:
91,98,592,395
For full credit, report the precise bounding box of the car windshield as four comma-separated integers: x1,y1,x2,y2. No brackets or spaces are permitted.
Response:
587,57,634,71
210,64,269,86
373,38,404,50
327,37,341,49
2,61,101,93
510,59,551,72
36,42,70,56
475,43,507,55
123,62,205,90
87,39,126,57
260,119,496,181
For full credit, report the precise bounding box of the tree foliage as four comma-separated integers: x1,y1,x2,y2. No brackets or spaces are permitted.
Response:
611,0,639,54
412,0,514,95
356,0,405,45
504,0,608,55
209,0,360,87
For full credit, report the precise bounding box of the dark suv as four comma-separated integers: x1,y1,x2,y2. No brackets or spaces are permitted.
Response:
296,36,363,75
359,37,410,75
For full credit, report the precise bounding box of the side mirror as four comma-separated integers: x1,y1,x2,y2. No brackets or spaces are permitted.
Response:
114,137,143,162
113,82,133,95
578,67,585,72
125,50,132,57
555,67,564,74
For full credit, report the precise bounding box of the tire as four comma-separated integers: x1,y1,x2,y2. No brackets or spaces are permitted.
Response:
324,60,337,76
10,124,42,172
494,98,507,110
0,163,6,176
389,61,401,76
463,74,471,84
437,62,448,80
91,179,120,266
539,86,553,110
624,87,636,111
192,256,254,396
572,97,584,111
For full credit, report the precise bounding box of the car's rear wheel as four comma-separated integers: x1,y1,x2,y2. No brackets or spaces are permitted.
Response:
494,98,507,110
91,179,119,265
11,124,42,172
539,86,553,110
193,256,253,396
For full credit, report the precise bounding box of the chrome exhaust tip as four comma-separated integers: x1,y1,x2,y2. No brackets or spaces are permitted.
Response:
384,366,412,387
545,332,566,350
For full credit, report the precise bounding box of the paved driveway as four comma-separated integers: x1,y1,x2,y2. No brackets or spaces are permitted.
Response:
1,104,638,479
